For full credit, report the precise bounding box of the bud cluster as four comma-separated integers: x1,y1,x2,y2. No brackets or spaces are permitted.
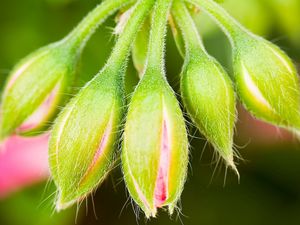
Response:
1,0,300,220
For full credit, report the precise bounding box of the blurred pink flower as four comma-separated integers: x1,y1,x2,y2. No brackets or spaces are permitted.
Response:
0,134,49,198
237,105,293,146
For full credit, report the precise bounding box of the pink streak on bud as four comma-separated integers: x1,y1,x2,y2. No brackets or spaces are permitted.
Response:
6,51,48,90
0,134,50,198
133,178,152,212
7,64,34,91
79,119,112,185
92,123,111,165
17,84,60,133
154,115,170,207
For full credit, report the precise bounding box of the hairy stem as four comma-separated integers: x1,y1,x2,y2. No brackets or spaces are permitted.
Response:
144,0,173,73
186,0,248,44
105,0,156,71
172,0,205,57
66,0,135,52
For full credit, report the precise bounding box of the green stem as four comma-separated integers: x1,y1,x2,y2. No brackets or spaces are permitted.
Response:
145,0,173,73
102,0,156,74
172,0,206,57
186,0,249,44
65,0,135,52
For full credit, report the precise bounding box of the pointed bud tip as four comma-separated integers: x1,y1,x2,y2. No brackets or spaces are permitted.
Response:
225,154,240,180
55,195,77,212
234,37,300,131
0,41,76,138
146,209,158,219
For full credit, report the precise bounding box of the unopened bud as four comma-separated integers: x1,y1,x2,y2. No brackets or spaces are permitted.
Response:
0,41,77,139
49,0,156,209
49,67,124,210
181,52,237,171
122,71,189,218
172,0,237,171
233,36,300,130
0,0,136,140
188,0,300,131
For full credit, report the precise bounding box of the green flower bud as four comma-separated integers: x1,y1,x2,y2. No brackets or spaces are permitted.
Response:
49,0,156,210
181,53,237,170
122,0,188,217
233,36,300,130
122,72,189,218
0,41,77,139
189,0,300,131
0,0,134,139
49,67,124,210
172,0,237,171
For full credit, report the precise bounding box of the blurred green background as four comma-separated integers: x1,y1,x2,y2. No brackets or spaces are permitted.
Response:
1,0,300,225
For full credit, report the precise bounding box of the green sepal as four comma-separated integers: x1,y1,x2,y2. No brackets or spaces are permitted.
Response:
181,51,237,170
233,36,300,130
49,67,124,210
0,40,78,140
122,69,189,218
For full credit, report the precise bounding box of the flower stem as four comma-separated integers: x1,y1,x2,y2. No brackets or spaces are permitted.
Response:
171,0,205,57
108,0,156,69
186,0,249,44
99,0,156,78
144,0,173,74
66,0,135,52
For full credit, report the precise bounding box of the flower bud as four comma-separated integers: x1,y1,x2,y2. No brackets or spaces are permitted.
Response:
49,0,157,208
181,52,237,171
0,41,77,139
188,0,300,131
49,67,124,210
0,0,136,140
172,0,237,171
233,36,300,130
122,72,189,218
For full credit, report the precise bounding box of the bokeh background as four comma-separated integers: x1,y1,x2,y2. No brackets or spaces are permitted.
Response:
1,0,300,225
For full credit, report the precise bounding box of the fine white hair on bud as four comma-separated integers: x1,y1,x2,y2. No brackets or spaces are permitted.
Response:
122,74,189,218
3,0,300,221
49,0,156,210
180,54,237,171
0,0,135,141
233,36,300,131
0,41,77,140
188,0,300,132
16,83,61,133
122,0,188,218
172,0,238,172
49,67,124,210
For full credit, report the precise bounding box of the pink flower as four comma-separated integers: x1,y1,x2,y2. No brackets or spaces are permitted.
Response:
0,134,49,198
